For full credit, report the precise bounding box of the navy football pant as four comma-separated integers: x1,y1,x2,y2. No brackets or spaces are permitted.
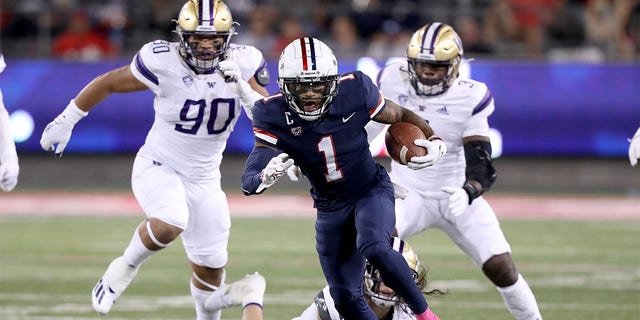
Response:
315,179,428,319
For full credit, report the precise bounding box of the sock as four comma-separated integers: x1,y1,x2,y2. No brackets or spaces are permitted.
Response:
122,227,155,267
190,280,222,320
497,273,543,320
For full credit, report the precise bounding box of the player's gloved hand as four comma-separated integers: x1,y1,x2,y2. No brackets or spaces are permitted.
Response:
218,60,263,111
0,160,19,192
260,153,295,188
392,181,409,200
40,100,88,158
628,127,640,166
441,186,469,218
286,165,303,182
408,136,447,170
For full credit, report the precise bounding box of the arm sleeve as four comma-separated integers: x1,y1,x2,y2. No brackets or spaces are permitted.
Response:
241,145,278,195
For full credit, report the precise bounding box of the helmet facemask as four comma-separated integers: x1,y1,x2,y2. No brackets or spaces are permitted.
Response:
279,76,339,121
408,55,461,96
406,22,463,96
174,0,237,74
362,237,425,309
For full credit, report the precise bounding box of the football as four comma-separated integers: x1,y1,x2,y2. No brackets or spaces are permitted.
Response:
385,122,427,165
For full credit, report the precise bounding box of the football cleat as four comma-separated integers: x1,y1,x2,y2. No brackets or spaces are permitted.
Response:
91,256,139,315
204,272,266,311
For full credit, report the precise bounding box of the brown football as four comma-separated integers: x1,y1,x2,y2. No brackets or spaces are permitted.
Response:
385,122,427,165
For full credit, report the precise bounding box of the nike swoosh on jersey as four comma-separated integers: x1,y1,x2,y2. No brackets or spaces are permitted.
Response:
342,112,356,123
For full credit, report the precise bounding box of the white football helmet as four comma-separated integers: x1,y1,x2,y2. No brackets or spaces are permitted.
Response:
278,37,339,121
407,22,463,96
363,237,425,309
174,0,237,73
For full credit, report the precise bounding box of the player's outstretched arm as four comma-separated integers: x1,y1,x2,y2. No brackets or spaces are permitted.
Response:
241,143,293,195
39,66,146,157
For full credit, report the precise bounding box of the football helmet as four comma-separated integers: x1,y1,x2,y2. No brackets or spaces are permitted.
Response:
175,0,236,73
363,237,426,308
278,37,339,121
407,22,463,96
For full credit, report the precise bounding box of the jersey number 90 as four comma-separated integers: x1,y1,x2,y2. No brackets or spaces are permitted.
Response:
175,98,236,135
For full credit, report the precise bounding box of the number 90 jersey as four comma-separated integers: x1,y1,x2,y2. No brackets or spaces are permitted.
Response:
130,40,266,179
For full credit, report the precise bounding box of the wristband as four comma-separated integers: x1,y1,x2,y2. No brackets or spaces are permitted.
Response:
462,182,482,204
58,99,89,127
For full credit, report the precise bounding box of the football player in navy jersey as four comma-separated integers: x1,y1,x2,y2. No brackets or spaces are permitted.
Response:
39,1,268,318
239,37,446,320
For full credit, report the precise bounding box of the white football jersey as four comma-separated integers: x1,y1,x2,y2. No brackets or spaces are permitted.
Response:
373,61,495,199
0,53,5,73
130,41,265,179
292,286,416,320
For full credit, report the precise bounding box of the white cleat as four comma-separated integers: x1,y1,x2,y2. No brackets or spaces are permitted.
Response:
91,256,139,315
204,272,266,311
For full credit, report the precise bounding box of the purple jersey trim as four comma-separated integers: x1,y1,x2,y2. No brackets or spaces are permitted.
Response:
134,53,158,85
472,90,493,115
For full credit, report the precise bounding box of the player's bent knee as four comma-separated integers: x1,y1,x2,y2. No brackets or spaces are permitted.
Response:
147,218,183,244
188,251,228,270
482,253,518,287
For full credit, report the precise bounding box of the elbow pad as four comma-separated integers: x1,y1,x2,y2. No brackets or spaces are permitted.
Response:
463,140,497,200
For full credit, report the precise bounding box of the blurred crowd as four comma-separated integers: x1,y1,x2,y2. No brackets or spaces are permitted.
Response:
1,0,639,62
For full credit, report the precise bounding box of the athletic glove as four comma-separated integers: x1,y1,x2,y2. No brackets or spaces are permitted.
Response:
218,60,263,113
441,186,469,219
286,165,303,182
408,136,447,170
259,153,294,190
629,127,640,166
40,100,88,157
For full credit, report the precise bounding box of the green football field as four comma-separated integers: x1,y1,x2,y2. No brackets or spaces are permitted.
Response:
0,215,638,320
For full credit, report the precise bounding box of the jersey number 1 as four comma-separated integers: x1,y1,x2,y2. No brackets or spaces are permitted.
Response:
318,136,344,182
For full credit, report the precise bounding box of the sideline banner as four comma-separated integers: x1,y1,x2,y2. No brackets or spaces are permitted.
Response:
2,58,638,157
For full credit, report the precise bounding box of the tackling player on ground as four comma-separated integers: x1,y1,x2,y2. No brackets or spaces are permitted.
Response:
366,22,543,320
39,1,268,318
239,37,445,320
293,237,445,320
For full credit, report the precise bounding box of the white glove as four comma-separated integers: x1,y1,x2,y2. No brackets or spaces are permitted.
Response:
0,160,19,192
40,100,88,157
286,165,303,182
441,186,469,219
408,136,447,170
628,127,640,166
218,60,263,110
258,153,294,192
392,181,409,200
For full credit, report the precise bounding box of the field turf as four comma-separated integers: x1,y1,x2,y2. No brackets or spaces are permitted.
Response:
0,214,638,319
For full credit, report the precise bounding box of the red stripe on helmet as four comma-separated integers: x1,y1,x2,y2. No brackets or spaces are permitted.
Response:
299,38,308,71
